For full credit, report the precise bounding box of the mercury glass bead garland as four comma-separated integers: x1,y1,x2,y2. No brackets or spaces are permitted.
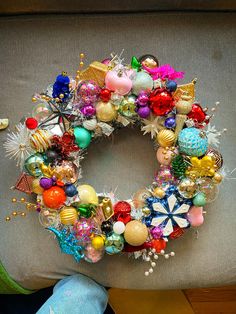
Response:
4,52,226,277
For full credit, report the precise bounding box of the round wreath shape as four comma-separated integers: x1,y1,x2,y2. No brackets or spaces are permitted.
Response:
4,53,225,276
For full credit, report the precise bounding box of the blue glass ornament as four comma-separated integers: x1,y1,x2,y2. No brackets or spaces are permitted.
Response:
164,116,176,128
178,127,208,157
65,184,78,197
52,72,70,100
166,80,177,92
145,186,192,237
47,227,84,262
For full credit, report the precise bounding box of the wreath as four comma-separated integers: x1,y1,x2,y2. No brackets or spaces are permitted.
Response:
4,52,225,276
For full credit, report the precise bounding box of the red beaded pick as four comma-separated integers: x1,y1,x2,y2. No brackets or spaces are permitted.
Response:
100,88,111,102
151,238,166,253
149,88,175,116
187,103,207,123
169,226,184,239
25,117,38,129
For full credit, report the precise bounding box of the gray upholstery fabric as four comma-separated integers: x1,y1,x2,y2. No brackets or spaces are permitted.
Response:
0,13,236,291
0,0,236,15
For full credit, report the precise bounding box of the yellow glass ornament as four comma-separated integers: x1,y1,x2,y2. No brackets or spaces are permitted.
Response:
157,129,176,147
59,206,78,225
91,235,105,250
96,101,117,122
77,184,98,205
32,178,44,194
153,187,165,198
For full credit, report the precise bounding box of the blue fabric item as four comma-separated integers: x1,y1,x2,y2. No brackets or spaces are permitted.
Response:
36,274,108,314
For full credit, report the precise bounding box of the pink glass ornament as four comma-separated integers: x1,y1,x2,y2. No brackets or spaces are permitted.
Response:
156,147,178,166
73,218,94,241
105,70,132,96
84,244,104,263
76,80,101,106
186,206,204,227
155,165,178,189
150,226,163,239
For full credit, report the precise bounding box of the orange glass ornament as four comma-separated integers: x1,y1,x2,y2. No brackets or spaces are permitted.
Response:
43,186,66,209
151,238,166,253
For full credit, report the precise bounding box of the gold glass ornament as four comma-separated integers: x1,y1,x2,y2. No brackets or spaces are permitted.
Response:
91,235,105,250
152,187,165,198
157,129,176,147
213,172,223,184
124,220,148,246
59,206,78,225
96,101,117,122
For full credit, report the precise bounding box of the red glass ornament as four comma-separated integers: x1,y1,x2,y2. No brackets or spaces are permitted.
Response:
149,88,175,116
187,103,207,123
151,238,166,252
42,186,66,209
25,117,38,129
114,201,131,224
100,88,111,102
169,226,184,239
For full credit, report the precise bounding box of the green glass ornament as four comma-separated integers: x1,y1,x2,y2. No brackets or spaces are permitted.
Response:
73,126,92,149
131,56,141,71
193,192,206,206
72,203,96,218
119,95,137,118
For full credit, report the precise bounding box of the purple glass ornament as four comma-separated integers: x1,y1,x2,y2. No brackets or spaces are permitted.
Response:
136,91,149,106
39,177,53,189
150,226,163,239
137,106,150,118
164,116,176,128
80,105,96,117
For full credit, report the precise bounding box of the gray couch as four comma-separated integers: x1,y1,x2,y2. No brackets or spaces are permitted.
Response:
0,6,236,290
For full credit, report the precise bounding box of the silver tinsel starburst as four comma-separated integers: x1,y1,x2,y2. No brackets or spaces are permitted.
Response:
4,123,34,168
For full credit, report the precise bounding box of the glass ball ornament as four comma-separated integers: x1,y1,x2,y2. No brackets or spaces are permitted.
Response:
95,100,117,122
119,95,137,118
137,106,151,118
38,209,59,227
42,186,66,209
132,71,153,95
76,80,100,106
59,206,78,225
164,116,176,129
32,178,44,194
73,218,94,240
24,153,46,177
157,129,176,147
82,118,97,131
113,221,126,235
84,244,104,263
133,188,152,209
196,177,219,203
77,184,98,205
91,235,105,250
124,220,148,246
39,177,53,189
64,183,78,197
166,80,177,92
105,70,132,96
193,192,206,206
177,177,197,199
156,147,177,166
101,220,113,234
32,101,51,123
178,127,208,157
155,165,177,190
73,126,92,149
105,232,124,254
53,161,79,184
206,148,223,170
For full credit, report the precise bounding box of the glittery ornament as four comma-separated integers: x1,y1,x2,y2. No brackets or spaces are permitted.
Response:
119,95,137,118
150,226,163,239
178,127,208,157
80,104,96,117
177,177,197,199
155,165,177,190
187,103,207,124
100,88,111,102
105,233,124,254
73,218,94,240
151,239,166,252
76,80,100,106
54,161,78,184
150,89,175,116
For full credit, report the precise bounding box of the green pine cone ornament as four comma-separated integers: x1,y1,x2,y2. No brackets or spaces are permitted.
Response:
171,155,187,178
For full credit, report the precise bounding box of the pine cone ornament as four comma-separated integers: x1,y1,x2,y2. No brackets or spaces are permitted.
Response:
172,155,187,178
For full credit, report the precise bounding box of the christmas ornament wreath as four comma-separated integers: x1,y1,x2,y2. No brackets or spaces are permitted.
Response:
4,52,226,276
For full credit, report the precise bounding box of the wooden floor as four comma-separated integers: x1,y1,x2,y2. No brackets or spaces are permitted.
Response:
109,285,236,314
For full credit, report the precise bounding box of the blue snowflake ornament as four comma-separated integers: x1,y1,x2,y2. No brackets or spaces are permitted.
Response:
145,187,191,237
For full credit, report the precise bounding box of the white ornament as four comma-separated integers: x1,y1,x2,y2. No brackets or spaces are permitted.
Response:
113,221,125,234
141,115,164,139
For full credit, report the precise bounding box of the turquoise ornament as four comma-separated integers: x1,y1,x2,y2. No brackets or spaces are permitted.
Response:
73,126,92,149
193,192,206,206
105,233,124,255
178,127,208,157
132,71,153,96
24,153,46,177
